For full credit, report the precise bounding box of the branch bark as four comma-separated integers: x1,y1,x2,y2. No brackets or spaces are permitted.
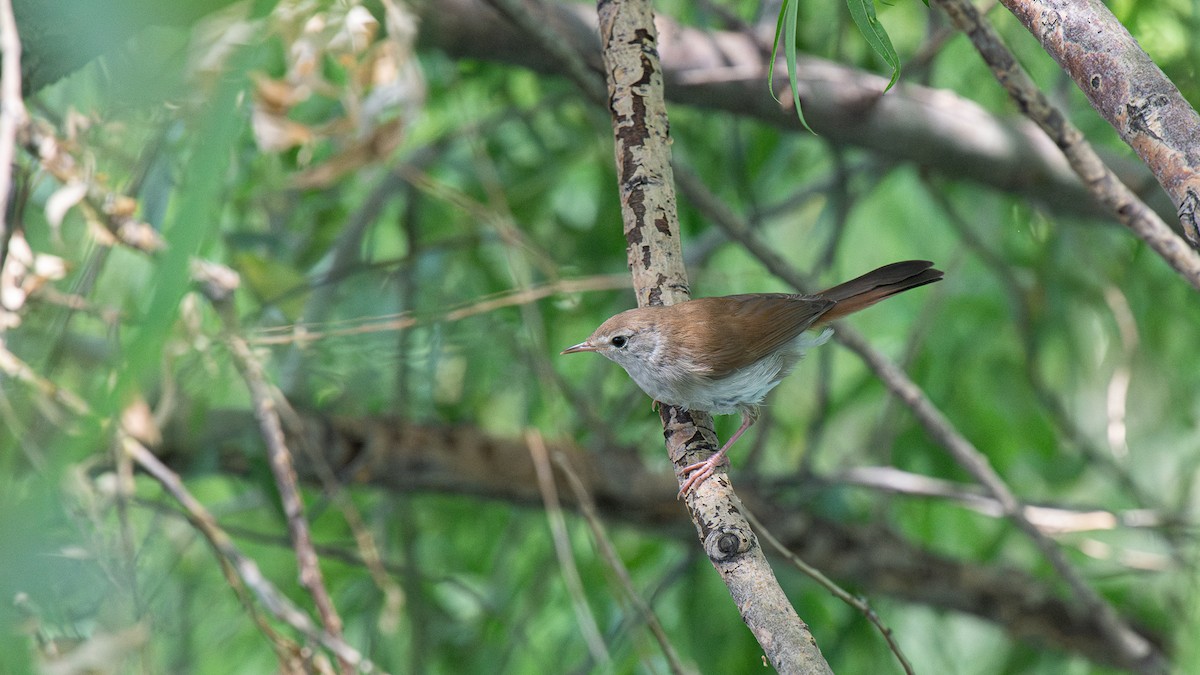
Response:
931,0,1200,295
999,0,1200,244
596,1,832,672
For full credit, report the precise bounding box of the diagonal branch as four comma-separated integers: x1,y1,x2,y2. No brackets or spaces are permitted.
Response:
998,0,1200,244
673,160,1167,674
931,0,1200,293
195,261,351,674
123,435,378,673
596,0,833,672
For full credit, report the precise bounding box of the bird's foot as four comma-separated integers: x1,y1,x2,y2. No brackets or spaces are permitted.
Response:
677,454,729,498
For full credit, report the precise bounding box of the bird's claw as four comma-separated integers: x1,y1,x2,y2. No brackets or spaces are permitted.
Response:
676,454,729,498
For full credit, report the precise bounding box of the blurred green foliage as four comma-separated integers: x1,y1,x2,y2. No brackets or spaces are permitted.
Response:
1,0,1198,673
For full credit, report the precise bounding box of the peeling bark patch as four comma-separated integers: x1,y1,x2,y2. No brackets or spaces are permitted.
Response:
632,30,657,79
1090,75,1101,90
647,285,662,306
1180,188,1200,245
1126,95,1169,141
641,245,652,269
617,117,648,185
654,216,671,235
624,219,643,247
1039,9,1061,37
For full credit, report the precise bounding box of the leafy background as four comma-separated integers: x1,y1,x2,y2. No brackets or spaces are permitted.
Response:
1,0,1198,672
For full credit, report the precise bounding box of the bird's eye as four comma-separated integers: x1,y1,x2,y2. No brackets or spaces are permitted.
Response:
611,335,628,348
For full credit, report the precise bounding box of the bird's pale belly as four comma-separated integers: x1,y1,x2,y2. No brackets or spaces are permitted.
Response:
628,329,832,414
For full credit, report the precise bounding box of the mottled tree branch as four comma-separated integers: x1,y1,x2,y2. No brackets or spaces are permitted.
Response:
932,0,1200,295
998,0,1200,244
596,1,832,671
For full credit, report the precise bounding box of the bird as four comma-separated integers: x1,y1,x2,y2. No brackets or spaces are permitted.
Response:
561,260,943,496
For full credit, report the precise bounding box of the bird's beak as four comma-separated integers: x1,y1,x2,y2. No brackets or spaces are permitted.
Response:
561,341,598,355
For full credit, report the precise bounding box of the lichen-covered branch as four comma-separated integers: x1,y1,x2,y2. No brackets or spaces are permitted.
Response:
932,0,1200,295
597,1,833,672
999,0,1200,244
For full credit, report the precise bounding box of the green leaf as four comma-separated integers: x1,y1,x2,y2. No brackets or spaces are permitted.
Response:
768,0,815,134
846,0,902,91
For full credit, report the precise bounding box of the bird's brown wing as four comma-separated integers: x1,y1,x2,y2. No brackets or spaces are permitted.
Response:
664,294,833,377
657,261,943,378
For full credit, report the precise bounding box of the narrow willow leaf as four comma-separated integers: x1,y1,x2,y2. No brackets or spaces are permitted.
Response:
768,0,815,134
847,0,901,90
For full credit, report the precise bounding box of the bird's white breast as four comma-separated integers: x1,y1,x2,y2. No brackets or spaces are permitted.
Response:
617,328,832,415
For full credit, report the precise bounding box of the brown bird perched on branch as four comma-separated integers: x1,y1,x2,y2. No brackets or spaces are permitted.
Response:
562,260,943,496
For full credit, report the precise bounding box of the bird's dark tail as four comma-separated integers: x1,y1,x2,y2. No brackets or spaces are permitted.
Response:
816,260,943,323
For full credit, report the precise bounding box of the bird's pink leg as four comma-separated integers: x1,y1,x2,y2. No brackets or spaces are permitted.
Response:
678,409,757,497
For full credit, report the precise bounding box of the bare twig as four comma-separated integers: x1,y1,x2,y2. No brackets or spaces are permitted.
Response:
553,450,693,675
225,329,351,673
250,274,627,346
482,0,606,104
526,429,611,665
926,179,1161,513
122,436,378,673
831,466,1164,534
197,263,351,674
273,400,408,638
0,342,89,415
931,0,1200,292
835,327,1163,673
739,500,914,675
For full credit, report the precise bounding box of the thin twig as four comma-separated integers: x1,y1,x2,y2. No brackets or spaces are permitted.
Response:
274,400,408,638
835,327,1163,673
552,450,693,675
830,466,1164,534
198,264,351,675
526,429,611,665
925,178,1160,513
739,499,915,675
122,436,379,673
0,342,89,415
483,0,606,104
223,329,350,674
250,274,627,346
